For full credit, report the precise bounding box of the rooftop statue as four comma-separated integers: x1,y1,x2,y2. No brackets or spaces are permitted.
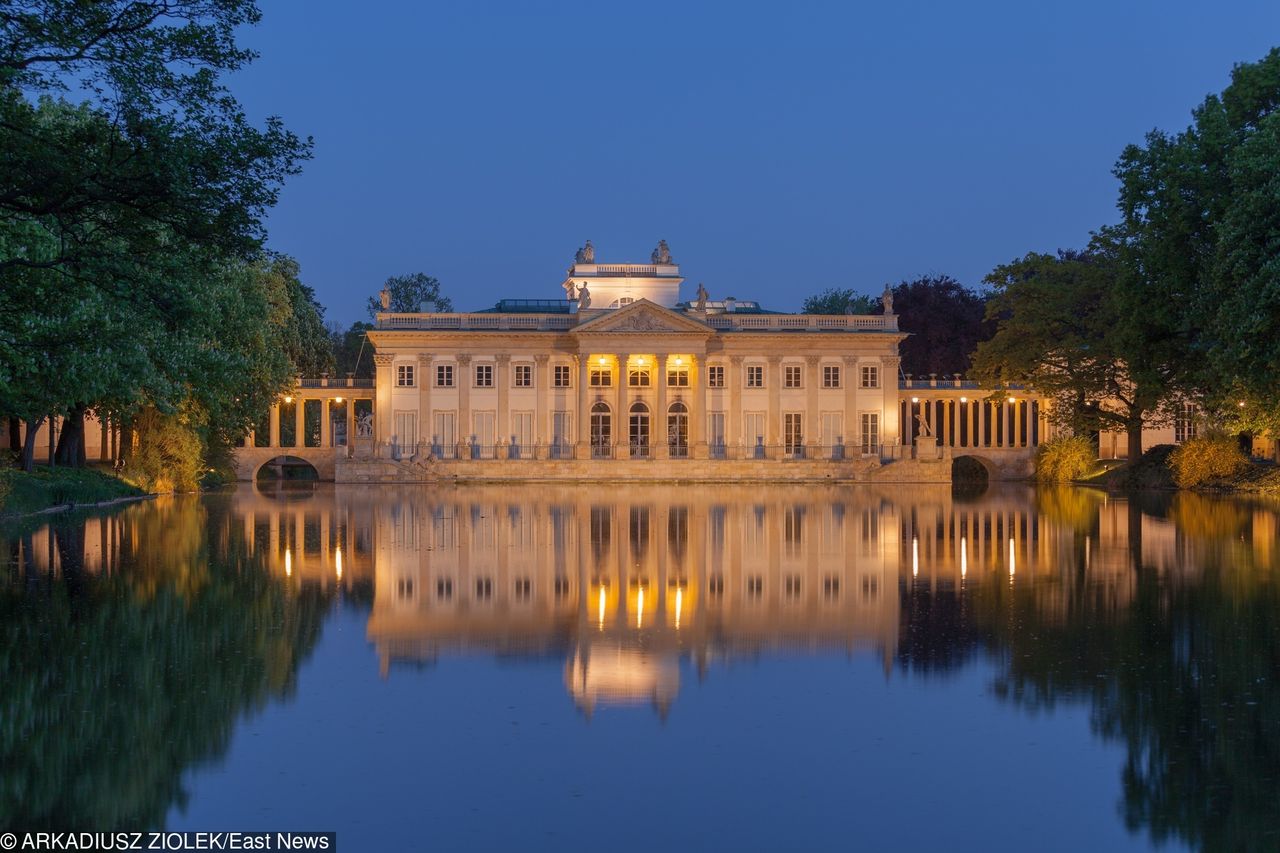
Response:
695,282,709,312
574,240,595,264
563,280,578,300
881,284,895,315
651,239,673,265
578,284,592,309
379,287,391,310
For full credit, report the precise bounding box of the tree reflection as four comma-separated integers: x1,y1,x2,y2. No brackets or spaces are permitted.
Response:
0,502,331,830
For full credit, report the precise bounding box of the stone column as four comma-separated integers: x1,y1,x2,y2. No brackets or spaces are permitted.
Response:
294,397,305,449
654,354,669,459
457,354,472,458
880,355,901,451
320,399,331,448
418,353,432,455
534,354,550,458
691,352,707,459
373,354,393,453
978,400,987,448
843,356,858,456
805,355,820,458
495,354,511,458
615,354,631,458
576,354,590,458
766,356,782,456
728,355,744,460
1001,399,1011,448
269,403,280,447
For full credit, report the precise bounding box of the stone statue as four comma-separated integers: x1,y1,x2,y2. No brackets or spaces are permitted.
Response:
695,282,709,312
651,239,673,265
578,284,591,309
379,287,391,310
915,412,932,438
575,240,595,264
881,285,895,315
356,412,374,437
563,279,578,300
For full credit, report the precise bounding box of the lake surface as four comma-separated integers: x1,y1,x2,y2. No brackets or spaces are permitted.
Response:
2,482,1278,852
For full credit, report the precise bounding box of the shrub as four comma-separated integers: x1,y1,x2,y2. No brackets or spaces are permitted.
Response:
1168,435,1248,489
1034,435,1096,483
120,408,204,493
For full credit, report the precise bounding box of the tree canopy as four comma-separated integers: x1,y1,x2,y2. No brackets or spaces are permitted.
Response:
367,272,453,318
887,275,990,379
801,288,877,315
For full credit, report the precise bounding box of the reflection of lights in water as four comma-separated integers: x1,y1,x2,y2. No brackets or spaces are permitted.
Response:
1009,537,1016,578
675,588,683,630
1085,536,1091,570
335,546,343,580
912,536,919,577
637,586,645,629
960,536,967,579
597,586,605,629
285,548,292,577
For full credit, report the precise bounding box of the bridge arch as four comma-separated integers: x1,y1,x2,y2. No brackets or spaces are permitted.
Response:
255,454,321,481
951,454,995,484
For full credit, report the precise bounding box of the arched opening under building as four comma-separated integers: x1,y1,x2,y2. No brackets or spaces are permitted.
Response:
951,455,991,498
256,455,320,482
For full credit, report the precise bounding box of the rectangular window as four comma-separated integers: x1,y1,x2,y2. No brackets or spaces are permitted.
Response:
707,365,725,388
860,365,880,388
551,411,572,457
743,412,765,449
746,365,764,388
436,364,454,387
708,411,726,455
860,412,880,454
1175,402,1197,443
822,365,841,388
514,364,533,387
590,368,612,387
628,368,651,387
667,368,689,387
474,364,493,388
396,364,415,387
393,411,418,448
433,411,456,455
784,365,802,388
553,365,571,387
820,412,843,450
511,411,533,456
784,413,804,455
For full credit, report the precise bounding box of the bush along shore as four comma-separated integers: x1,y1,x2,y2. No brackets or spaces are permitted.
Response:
0,465,147,518
1035,435,1280,494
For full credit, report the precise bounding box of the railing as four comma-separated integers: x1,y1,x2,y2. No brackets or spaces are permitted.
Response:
295,376,375,389
377,313,575,331
361,439,896,462
705,315,895,332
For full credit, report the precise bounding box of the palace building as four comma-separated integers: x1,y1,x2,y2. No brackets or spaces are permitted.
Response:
364,241,908,469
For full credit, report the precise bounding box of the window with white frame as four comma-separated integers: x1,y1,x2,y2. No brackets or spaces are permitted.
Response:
553,365,571,387
667,366,689,387
860,412,880,453
784,365,802,388
396,364,415,387
822,365,841,388
628,367,651,387
590,367,612,387
1175,402,1198,443
474,363,494,387
746,365,764,388
514,364,533,387
707,365,725,388
860,365,880,388
436,364,454,387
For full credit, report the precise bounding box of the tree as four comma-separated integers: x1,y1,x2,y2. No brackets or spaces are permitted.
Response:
330,321,376,381
801,288,877,315
888,275,990,379
972,240,1179,459
367,273,453,318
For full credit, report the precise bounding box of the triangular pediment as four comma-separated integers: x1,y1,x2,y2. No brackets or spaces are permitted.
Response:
571,299,713,336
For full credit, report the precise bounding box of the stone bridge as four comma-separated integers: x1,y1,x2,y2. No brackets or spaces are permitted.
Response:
230,380,374,482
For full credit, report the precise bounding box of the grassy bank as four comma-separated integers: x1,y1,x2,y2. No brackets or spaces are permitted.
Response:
0,465,145,517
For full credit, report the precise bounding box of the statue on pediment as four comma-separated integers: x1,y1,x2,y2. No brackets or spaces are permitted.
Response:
651,239,673,265
564,280,578,300
578,284,592,309
575,240,595,264
695,282,708,312
881,284,895,315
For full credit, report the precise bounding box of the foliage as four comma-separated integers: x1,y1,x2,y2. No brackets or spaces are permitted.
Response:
1034,435,1097,483
367,272,453,318
329,321,376,381
119,408,205,493
1168,435,1249,489
887,275,990,378
801,288,876,315
0,467,142,516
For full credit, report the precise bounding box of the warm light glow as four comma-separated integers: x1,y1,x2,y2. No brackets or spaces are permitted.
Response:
285,548,292,577
637,357,645,366
334,396,343,403
960,536,968,578
637,586,645,628
911,396,919,404
1007,396,1016,403
597,586,606,629
1008,537,1016,577
674,357,682,365
912,536,919,577
1239,401,1247,408
283,395,293,404
598,356,606,365
335,546,343,580
960,397,968,403
675,588,683,630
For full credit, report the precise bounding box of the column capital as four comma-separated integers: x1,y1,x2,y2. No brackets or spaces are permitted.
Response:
766,355,783,365
373,353,393,367
417,352,432,365
842,354,859,366
534,354,551,365
456,354,473,366
879,356,900,369
729,355,744,366
495,354,511,365
804,355,821,367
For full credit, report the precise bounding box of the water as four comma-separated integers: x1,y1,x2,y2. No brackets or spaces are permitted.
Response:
2,483,1278,852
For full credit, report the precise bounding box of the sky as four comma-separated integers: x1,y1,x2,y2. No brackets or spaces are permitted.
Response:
228,0,1280,325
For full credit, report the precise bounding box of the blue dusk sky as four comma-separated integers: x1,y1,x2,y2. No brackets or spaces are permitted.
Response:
229,1,1280,324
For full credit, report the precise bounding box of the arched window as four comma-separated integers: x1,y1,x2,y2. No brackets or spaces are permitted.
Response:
629,401,650,458
667,401,689,458
609,297,635,308
590,401,611,458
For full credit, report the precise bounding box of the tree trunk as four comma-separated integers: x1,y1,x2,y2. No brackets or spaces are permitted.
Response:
1126,418,1145,462
7,418,20,466
20,417,43,474
118,420,133,467
53,404,87,467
